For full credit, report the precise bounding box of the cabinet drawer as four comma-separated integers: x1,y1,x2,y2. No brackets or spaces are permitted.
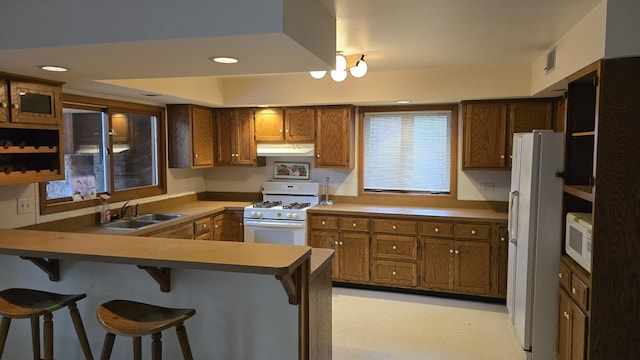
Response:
571,273,589,310
419,221,454,238
371,260,417,287
194,217,212,236
372,234,417,260
310,216,339,230
454,223,491,240
372,219,417,235
339,217,370,232
559,261,571,291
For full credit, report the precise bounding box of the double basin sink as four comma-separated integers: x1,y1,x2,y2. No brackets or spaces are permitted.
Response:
103,213,184,230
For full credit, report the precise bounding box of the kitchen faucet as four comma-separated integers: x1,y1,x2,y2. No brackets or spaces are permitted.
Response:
119,201,130,219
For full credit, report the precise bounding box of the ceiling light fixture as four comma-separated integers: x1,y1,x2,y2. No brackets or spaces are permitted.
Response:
209,56,239,64
310,54,367,81
39,65,68,72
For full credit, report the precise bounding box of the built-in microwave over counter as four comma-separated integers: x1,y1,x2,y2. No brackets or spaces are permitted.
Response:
565,212,592,273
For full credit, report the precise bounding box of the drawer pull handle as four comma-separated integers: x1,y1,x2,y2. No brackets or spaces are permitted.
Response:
334,240,339,245
449,249,454,254
392,271,397,276
203,224,207,228
454,250,459,255
572,287,577,294
558,273,563,279
500,237,505,242
471,230,476,235
392,245,397,250
434,227,439,233
339,241,343,246
392,225,397,230
322,221,326,225
564,311,570,320
352,222,357,227
0,102,7,109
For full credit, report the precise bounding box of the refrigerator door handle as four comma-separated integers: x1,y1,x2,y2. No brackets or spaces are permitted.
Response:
508,190,519,244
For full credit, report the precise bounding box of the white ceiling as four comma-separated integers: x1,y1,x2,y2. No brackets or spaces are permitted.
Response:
0,0,601,104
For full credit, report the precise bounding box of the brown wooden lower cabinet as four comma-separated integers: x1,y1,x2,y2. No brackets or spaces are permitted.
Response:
309,212,506,299
309,229,369,282
147,223,194,239
557,256,590,360
213,211,244,242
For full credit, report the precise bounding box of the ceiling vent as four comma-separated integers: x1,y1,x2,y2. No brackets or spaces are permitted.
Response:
545,47,556,74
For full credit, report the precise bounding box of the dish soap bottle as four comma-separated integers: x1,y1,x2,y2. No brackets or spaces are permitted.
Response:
99,194,111,224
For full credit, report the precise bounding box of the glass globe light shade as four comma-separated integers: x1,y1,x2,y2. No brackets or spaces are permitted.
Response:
330,69,348,82
350,60,368,78
309,70,327,79
335,55,347,72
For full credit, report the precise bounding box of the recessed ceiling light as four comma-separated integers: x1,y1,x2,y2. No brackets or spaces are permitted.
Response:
39,65,68,72
396,100,411,104
209,56,239,64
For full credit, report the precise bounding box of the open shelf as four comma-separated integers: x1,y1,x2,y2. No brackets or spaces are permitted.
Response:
563,185,594,202
0,146,58,154
571,131,595,137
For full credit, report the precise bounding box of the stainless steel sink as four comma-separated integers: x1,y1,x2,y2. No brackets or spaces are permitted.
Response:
103,219,159,229
134,213,183,222
102,213,184,230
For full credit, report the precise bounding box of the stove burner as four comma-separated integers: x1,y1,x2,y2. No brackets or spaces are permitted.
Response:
282,202,311,210
252,201,282,208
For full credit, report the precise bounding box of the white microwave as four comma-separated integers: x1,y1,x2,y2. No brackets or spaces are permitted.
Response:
565,212,592,273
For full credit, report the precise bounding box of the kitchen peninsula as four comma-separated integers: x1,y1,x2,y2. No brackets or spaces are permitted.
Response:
0,229,333,360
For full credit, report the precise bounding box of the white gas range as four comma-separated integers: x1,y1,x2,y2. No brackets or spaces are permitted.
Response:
243,181,319,246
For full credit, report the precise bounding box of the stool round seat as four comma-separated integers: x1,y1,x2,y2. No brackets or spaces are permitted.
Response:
97,300,196,360
0,288,93,360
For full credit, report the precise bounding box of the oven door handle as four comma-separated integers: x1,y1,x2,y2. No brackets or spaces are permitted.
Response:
244,219,307,228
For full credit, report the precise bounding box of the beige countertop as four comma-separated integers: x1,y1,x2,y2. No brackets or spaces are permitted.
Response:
308,203,508,222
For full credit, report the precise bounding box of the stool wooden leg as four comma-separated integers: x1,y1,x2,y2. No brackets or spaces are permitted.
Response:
30,317,40,360
151,332,162,360
100,332,115,360
175,323,193,360
43,312,53,360
133,336,142,360
0,317,11,358
68,302,94,360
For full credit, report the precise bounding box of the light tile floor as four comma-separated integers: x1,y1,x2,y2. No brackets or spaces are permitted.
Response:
332,287,525,360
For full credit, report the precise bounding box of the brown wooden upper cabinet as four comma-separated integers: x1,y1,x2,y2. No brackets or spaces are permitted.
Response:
167,104,214,169
215,108,265,167
462,99,554,170
0,78,63,125
315,106,355,168
254,107,316,142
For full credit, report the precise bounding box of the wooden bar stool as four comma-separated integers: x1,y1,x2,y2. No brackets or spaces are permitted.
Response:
96,300,196,360
0,288,93,360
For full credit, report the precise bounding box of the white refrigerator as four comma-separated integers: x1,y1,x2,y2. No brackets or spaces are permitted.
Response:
507,131,564,360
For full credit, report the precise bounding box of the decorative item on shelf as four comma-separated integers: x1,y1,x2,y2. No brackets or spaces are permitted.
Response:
273,162,310,180
310,54,368,82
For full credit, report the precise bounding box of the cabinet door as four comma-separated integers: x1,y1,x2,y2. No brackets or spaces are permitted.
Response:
9,81,62,125
0,80,7,123
215,109,236,165
570,301,587,360
191,106,213,167
316,107,354,168
371,260,417,287
285,108,315,141
507,101,553,166
235,109,256,165
255,108,284,141
339,232,369,282
310,230,340,279
419,238,452,291
222,211,244,242
213,214,224,240
462,102,508,169
498,227,508,295
454,241,490,294
558,288,572,360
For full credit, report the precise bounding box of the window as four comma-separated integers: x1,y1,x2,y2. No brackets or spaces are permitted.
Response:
39,94,166,214
359,104,458,199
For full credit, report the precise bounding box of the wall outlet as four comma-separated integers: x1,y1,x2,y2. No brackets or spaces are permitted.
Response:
17,198,33,215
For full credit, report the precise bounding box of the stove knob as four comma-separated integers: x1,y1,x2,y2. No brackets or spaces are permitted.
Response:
251,211,257,217
291,213,299,220
286,213,292,219
257,212,263,218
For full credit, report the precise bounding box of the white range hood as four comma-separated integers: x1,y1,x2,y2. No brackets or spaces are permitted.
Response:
256,143,315,157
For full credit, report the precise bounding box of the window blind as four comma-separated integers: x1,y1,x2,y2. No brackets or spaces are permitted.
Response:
363,110,452,193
